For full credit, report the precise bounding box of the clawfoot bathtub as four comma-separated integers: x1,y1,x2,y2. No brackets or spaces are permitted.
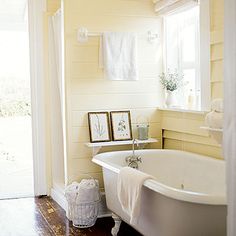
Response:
93,149,226,236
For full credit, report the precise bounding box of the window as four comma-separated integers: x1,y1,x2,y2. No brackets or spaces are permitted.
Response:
163,2,210,111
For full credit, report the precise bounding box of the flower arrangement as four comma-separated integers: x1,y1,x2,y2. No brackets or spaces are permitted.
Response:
159,69,184,92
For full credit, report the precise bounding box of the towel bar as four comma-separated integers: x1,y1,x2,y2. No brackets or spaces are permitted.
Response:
77,27,158,43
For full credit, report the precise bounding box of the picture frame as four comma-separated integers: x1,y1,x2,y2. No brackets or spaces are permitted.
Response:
110,111,132,141
88,112,111,143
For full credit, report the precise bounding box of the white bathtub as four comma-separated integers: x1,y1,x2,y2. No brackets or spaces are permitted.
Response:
93,149,226,236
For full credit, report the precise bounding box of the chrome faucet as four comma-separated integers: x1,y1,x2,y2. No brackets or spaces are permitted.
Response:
125,139,142,169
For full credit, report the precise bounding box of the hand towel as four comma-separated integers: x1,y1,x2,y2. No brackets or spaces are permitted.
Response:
99,32,138,81
117,167,153,225
205,111,223,129
211,99,223,113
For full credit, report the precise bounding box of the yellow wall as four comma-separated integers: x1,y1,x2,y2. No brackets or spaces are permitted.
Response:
161,0,224,159
47,0,60,13
63,0,163,186
52,0,223,190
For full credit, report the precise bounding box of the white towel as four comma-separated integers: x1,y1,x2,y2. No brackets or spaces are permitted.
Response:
117,167,153,225
65,179,100,221
205,111,223,129
65,182,80,220
76,179,100,204
99,32,138,81
211,99,223,113
65,182,80,203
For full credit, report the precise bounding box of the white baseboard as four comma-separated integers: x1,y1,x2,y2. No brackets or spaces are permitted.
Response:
50,188,111,218
50,187,68,212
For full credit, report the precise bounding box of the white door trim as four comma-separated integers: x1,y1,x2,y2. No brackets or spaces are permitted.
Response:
28,0,47,196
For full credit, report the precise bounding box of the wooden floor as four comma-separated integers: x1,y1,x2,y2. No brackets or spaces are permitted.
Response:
0,196,142,236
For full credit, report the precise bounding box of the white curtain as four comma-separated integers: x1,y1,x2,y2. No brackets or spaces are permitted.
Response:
49,10,65,185
153,0,198,15
164,6,199,108
224,1,236,236
50,9,63,106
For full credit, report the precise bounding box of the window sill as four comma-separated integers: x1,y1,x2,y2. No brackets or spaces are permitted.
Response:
158,107,209,115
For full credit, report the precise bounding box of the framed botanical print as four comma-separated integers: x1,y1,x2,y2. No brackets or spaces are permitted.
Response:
110,111,132,141
88,112,111,143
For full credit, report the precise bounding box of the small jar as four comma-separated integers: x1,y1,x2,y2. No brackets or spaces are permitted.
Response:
137,124,149,140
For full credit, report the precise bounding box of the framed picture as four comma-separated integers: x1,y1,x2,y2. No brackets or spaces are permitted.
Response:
110,111,132,141
88,112,111,143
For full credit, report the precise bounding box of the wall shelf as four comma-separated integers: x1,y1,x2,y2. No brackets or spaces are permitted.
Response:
158,107,207,115
200,126,223,132
85,138,158,155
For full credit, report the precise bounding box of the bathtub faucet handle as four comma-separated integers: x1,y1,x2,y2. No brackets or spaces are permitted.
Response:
137,156,142,163
132,139,139,156
126,139,142,168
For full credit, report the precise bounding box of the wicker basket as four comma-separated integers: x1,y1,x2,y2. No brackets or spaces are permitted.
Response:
71,199,100,228
66,176,100,228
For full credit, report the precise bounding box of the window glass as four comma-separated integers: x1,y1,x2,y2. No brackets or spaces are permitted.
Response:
182,25,195,62
164,6,200,109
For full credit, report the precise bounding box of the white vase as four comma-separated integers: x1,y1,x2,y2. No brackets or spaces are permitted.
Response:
165,91,175,107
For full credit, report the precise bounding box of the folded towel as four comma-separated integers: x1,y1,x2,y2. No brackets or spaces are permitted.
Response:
65,182,80,220
76,179,100,204
211,99,223,113
65,179,100,221
65,182,80,203
99,32,138,81
205,111,223,129
117,167,153,225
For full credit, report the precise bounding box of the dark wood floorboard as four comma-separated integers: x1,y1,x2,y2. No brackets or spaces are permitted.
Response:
0,197,142,236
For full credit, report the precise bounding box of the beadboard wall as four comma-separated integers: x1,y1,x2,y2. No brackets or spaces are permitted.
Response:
46,0,223,192
161,0,224,159
63,0,163,187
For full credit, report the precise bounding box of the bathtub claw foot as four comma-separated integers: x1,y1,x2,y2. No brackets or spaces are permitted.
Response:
111,213,122,236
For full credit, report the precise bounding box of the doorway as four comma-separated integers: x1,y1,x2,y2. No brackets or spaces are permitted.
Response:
0,0,34,199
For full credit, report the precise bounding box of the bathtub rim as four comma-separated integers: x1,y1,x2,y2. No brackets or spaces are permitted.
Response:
92,149,226,206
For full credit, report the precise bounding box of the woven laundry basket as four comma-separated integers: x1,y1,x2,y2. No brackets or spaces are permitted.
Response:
66,176,100,228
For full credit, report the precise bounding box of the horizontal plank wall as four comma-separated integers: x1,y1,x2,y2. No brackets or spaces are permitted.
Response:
161,0,224,159
63,0,163,187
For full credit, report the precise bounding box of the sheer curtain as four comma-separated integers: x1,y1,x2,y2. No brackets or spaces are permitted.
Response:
224,1,236,236
164,6,200,108
49,9,65,187
50,9,63,107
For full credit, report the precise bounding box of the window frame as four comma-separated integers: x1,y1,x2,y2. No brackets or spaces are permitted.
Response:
163,0,210,111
